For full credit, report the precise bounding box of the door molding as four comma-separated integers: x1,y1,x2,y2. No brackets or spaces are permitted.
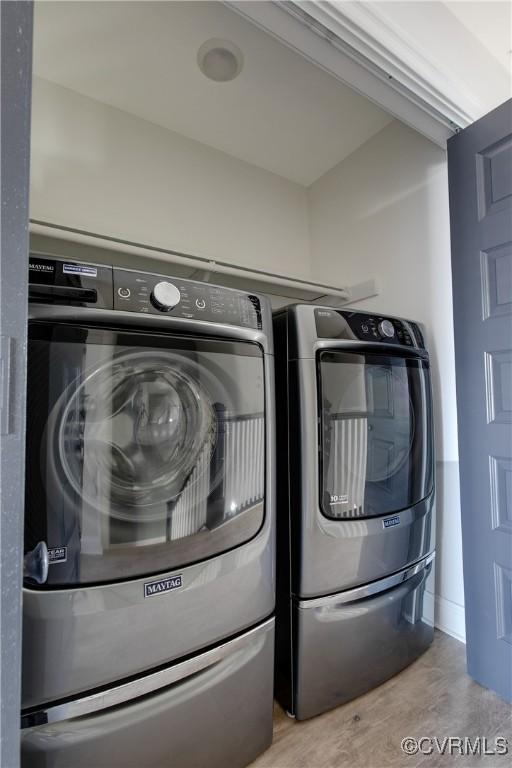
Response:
0,3,33,767
228,1,495,148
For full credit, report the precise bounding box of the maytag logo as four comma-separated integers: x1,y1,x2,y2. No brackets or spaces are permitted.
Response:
29,262,54,273
48,546,67,564
383,515,401,529
144,575,183,598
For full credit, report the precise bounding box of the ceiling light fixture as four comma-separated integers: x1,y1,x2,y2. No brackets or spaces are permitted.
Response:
197,38,244,82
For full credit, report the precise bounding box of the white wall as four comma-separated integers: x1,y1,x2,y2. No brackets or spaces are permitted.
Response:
308,120,465,641
30,77,311,280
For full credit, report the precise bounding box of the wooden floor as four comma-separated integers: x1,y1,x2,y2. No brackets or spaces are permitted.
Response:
251,631,512,768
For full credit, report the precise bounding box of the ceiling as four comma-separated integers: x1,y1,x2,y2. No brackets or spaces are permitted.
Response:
32,0,393,187
444,1,511,76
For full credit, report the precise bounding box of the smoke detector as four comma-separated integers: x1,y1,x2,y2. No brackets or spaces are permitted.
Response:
197,38,244,82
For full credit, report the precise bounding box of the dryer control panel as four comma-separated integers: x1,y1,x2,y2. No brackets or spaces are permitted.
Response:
314,309,424,348
113,268,262,329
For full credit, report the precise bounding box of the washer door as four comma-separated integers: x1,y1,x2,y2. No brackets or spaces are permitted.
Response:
25,324,266,586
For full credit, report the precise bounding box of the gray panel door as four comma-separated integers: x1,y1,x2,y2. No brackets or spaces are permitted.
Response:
0,2,33,767
448,99,512,702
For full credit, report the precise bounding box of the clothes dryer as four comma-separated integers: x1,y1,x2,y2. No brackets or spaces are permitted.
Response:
273,305,435,720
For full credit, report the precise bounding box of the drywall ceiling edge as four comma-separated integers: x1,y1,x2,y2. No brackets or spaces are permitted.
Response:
227,0,466,147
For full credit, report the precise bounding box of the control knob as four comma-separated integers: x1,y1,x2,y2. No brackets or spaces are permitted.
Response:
378,319,395,338
151,281,181,312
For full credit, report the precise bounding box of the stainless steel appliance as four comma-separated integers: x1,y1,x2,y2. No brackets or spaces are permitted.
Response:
273,305,435,720
21,255,275,767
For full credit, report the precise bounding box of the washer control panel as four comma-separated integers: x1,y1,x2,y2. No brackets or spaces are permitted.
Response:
113,268,262,329
28,255,113,308
315,309,423,348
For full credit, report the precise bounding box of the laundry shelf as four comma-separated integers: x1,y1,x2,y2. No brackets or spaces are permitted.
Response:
29,220,378,307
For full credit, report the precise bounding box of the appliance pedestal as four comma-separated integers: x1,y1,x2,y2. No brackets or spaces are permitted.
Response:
282,557,434,720
21,619,274,768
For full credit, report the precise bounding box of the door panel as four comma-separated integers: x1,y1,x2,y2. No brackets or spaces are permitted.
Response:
448,98,512,702
1,4,33,767
293,357,435,597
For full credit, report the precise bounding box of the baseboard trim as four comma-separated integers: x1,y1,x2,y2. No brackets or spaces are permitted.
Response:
432,593,466,643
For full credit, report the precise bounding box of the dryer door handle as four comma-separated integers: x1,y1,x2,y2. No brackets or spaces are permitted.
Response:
24,541,49,585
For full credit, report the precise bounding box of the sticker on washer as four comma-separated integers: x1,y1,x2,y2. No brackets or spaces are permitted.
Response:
330,494,349,505
62,263,98,277
383,515,401,529
144,574,183,598
48,546,67,564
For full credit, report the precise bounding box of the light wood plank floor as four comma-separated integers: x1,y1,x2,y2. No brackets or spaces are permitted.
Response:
251,631,512,768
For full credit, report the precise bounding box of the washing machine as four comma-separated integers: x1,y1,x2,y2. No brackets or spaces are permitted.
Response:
21,255,275,767
273,304,435,720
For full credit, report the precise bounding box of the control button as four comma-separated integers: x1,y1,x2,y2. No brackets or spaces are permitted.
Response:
151,281,181,312
117,287,131,299
195,298,206,310
378,319,395,338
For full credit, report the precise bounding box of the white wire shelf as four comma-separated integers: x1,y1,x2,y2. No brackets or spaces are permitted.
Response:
30,219,378,307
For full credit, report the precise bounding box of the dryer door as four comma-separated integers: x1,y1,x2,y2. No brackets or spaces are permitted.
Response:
25,323,266,586
318,349,433,520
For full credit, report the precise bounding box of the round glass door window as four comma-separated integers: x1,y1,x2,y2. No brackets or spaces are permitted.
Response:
53,351,220,520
